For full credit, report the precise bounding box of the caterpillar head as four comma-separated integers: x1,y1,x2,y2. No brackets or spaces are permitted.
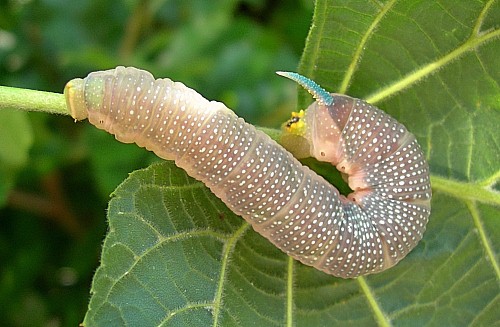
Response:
278,72,346,164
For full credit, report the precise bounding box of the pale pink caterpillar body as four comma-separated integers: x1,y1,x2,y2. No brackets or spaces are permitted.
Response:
64,66,431,278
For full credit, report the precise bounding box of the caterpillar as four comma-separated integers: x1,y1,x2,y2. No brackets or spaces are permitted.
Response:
64,66,431,278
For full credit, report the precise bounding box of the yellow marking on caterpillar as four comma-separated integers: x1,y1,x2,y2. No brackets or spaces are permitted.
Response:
284,110,306,136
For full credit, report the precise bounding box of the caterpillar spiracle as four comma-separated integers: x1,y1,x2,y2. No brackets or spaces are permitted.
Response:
64,66,431,278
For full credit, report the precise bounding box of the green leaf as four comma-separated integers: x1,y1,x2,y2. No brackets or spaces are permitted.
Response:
0,110,33,206
0,111,33,167
84,1,499,326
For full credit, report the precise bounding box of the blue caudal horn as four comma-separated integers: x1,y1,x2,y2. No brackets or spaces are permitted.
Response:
277,71,334,106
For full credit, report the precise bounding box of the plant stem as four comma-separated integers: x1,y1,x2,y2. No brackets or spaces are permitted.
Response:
0,85,69,116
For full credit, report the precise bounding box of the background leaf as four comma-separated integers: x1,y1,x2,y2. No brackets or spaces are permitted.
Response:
0,0,310,325
0,110,33,205
84,0,500,326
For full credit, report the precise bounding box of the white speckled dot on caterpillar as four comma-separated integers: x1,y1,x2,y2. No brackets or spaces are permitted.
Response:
64,66,431,278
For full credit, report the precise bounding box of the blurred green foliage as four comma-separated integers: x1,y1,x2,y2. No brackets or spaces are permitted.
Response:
0,0,312,325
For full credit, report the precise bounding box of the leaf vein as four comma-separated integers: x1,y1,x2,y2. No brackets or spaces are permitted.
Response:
466,200,500,280
340,0,397,93
430,174,500,205
286,256,295,327
366,28,500,104
212,223,251,327
357,276,391,327
160,301,215,325
471,0,497,37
